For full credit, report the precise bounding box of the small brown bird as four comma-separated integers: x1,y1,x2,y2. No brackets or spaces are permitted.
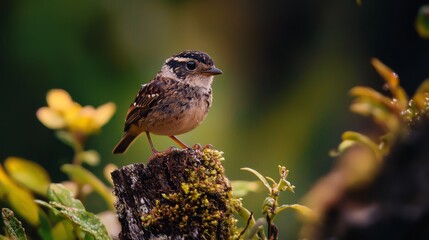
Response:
113,50,222,154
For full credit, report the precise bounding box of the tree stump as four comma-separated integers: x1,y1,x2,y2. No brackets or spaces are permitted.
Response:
111,147,237,240
310,122,429,239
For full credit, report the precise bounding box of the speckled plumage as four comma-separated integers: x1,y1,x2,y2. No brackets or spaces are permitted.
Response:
126,77,212,135
113,50,222,154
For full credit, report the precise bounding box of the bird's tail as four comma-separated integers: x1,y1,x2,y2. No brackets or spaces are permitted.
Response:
112,133,137,154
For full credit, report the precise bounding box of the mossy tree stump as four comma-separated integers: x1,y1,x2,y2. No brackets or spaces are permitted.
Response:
111,147,237,240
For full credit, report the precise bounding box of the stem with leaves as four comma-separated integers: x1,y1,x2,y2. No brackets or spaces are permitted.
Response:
240,166,312,240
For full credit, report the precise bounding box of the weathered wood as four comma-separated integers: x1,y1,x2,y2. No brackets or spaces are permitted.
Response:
111,147,237,240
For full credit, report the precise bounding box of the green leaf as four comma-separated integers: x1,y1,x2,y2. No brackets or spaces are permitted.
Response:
55,131,78,149
342,131,382,161
8,190,40,226
412,79,429,110
350,86,403,112
274,204,314,220
265,176,277,186
0,166,39,226
262,197,275,215
370,59,408,109
35,200,58,214
49,202,111,240
245,217,266,240
2,208,27,240
416,5,429,39
278,179,295,193
40,185,111,240
4,157,51,196
51,220,75,240
61,165,114,210
234,205,266,240
241,167,272,192
47,184,85,210
84,233,96,240
37,210,53,240
278,165,288,179
330,139,356,157
230,180,261,197
103,164,117,187
351,99,400,133
77,150,100,166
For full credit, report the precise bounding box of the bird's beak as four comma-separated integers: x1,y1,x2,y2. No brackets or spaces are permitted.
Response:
202,66,223,75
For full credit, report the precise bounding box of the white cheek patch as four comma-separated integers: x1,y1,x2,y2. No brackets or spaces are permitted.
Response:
160,65,184,82
187,75,213,89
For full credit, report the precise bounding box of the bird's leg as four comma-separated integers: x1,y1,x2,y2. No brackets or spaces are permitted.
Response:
169,135,188,149
192,143,213,150
145,132,158,154
193,143,202,149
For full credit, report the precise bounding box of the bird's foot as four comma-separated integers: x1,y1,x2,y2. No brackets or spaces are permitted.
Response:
192,143,202,150
148,151,162,161
165,146,180,153
192,143,213,150
203,144,213,149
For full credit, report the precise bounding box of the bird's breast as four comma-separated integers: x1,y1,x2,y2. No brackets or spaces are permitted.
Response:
144,89,212,136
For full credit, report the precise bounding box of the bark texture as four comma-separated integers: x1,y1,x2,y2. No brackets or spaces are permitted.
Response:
111,147,237,240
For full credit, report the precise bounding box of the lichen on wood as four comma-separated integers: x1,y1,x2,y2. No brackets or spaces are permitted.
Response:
111,147,238,240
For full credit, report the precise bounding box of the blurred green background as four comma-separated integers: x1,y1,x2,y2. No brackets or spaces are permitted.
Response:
1,0,428,238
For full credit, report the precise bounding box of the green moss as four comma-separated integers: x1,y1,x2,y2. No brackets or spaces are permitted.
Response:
140,148,238,239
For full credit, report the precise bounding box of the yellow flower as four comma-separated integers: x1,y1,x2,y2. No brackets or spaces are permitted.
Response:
36,89,116,135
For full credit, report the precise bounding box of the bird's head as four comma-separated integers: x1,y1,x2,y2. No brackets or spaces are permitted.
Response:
161,50,222,89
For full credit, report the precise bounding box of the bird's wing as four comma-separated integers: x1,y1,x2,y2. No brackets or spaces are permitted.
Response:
123,80,165,131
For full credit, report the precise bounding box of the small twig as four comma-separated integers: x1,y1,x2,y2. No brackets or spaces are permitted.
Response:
266,215,279,240
238,211,254,239
246,218,267,240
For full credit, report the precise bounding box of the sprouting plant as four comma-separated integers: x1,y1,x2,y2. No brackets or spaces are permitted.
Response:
0,89,117,239
35,89,116,208
2,208,27,240
235,166,312,240
416,5,429,39
305,58,429,204
332,58,429,164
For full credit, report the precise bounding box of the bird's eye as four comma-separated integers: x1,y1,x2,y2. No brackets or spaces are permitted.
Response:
186,61,196,70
